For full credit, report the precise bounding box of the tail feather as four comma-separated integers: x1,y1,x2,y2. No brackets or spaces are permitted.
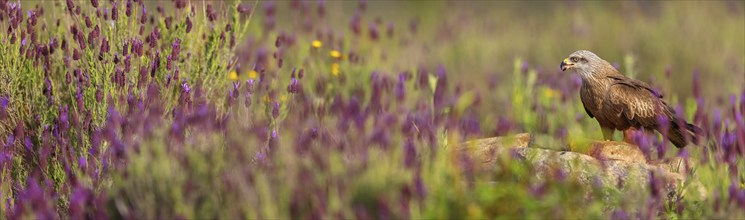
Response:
667,121,703,148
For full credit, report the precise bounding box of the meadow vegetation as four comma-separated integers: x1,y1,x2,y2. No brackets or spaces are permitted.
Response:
0,0,744,219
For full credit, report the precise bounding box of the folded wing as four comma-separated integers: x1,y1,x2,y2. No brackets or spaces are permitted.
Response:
602,76,672,128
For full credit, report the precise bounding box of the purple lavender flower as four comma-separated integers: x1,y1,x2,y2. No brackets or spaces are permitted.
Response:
649,171,662,198
182,81,191,93
124,54,131,72
0,96,8,120
350,13,361,35
174,66,180,81
416,66,429,89
174,0,187,9
48,37,59,54
95,87,103,102
76,31,87,50
287,78,299,94
85,15,92,28
226,89,238,106
317,0,326,17
100,36,109,54
76,87,85,111
167,55,173,70
6,134,15,146
237,3,252,14
126,0,132,17
66,0,75,12
232,81,241,93
368,22,379,41
738,187,745,207
112,0,118,21
255,152,266,162
395,73,406,101
13,121,25,143
729,181,740,203
244,92,251,108
151,51,161,77
78,155,87,170
521,60,529,74
166,74,173,87
148,29,160,48
272,101,280,119
122,41,129,56
88,25,100,48
138,65,149,87
610,210,629,220
460,113,482,137
206,4,217,22
165,17,173,30
140,6,147,24
185,17,192,33
275,35,283,48
246,79,255,93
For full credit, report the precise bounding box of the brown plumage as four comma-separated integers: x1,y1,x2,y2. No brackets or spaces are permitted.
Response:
560,50,702,148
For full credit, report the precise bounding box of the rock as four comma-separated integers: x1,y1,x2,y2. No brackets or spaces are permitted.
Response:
455,133,699,199
458,133,532,150
457,133,532,166
589,141,647,163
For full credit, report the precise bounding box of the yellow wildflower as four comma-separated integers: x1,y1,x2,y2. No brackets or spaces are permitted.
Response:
331,63,340,77
329,50,341,58
229,70,239,81
262,95,271,103
248,70,258,79
543,88,559,99
280,94,287,102
311,40,322,48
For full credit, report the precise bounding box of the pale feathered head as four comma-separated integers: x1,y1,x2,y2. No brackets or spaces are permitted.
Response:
560,50,613,78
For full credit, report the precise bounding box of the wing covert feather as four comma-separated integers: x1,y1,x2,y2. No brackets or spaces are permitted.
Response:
602,83,664,127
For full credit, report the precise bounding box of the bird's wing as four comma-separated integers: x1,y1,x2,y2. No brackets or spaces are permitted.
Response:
607,75,663,98
581,97,594,118
579,85,595,118
602,77,671,127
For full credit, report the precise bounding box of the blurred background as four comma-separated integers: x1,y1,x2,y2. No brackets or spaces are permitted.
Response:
307,1,745,100
236,0,745,132
236,0,744,141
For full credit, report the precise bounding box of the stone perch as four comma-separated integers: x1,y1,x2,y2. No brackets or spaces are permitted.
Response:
455,133,704,199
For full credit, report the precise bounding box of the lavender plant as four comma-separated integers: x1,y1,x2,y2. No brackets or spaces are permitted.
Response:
0,0,743,219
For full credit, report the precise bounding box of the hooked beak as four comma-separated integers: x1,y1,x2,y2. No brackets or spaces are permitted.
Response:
560,58,573,71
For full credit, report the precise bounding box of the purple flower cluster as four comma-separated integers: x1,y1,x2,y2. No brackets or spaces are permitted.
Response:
0,1,743,219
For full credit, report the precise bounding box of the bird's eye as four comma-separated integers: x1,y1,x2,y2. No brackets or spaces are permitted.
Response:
571,57,580,62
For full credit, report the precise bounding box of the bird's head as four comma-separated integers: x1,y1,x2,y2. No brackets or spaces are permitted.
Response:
560,50,605,77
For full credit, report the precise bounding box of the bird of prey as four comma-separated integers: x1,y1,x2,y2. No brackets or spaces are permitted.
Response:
560,50,701,148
